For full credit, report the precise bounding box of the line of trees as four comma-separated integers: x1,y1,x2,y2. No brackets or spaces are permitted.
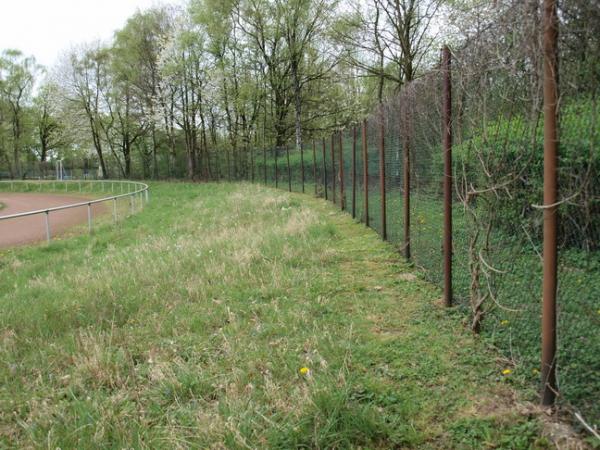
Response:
0,0,597,180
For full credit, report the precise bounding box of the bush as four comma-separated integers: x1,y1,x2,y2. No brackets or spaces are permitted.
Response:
454,98,599,250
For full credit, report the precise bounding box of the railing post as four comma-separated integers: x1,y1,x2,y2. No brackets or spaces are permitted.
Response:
87,203,92,234
362,119,369,227
442,45,453,307
322,138,328,200
130,195,134,215
379,106,387,240
541,0,559,407
331,134,336,204
45,211,51,243
113,197,118,224
338,131,345,211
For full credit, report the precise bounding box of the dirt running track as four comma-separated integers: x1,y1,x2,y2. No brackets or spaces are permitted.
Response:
0,193,106,248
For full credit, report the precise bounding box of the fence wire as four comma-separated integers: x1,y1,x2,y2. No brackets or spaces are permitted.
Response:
242,1,599,428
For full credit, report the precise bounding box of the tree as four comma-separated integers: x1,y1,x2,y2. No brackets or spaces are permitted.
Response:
60,44,112,179
0,50,40,178
113,6,175,178
33,81,65,165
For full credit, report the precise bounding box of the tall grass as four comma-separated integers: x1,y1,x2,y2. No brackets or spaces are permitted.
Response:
0,182,557,448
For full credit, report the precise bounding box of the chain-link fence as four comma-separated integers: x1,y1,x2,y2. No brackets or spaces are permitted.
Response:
246,5,598,432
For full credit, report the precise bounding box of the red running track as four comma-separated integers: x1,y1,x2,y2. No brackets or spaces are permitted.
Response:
0,193,106,248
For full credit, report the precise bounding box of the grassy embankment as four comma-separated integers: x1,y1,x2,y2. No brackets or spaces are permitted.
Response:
0,182,563,448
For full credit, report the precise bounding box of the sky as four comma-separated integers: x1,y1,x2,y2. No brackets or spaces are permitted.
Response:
0,0,183,68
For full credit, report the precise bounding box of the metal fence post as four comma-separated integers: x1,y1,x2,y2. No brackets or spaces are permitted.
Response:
403,102,411,259
331,134,336,205
113,197,118,224
379,106,387,240
312,139,317,196
352,126,357,218
263,147,267,185
322,138,328,200
286,144,292,192
275,147,279,189
442,45,453,307
45,211,51,243
300,143,305,193
541,0,559,407
338,131,345,210
250,147,255,183
87,203,92,234
362,119,369,227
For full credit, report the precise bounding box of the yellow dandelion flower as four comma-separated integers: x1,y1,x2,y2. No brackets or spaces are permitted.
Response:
502,369,512,376
500,320,509,326
299,367,310,376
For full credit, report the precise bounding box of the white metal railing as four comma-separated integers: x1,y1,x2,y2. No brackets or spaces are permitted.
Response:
0,180,149,243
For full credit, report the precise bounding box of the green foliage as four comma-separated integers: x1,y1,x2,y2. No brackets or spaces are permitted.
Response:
455,98,600,249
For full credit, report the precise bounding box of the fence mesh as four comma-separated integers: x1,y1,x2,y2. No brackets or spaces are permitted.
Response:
248,4,599,428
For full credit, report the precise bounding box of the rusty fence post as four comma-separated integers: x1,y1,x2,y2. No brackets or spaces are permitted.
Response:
379,106,387,240
339,131,345,210
362,119,369,227
541,0,559,407
263,147,267,184
275,147,279,189
312,139,317,195
286,144,292,192
250,147,255,183
300,143,305,193
322,138,328,200
352,126,357,218
403,102,411,259
442,45,453,307
331,134,336,205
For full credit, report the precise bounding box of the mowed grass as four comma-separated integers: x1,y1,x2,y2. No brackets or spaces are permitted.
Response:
0,182,557,448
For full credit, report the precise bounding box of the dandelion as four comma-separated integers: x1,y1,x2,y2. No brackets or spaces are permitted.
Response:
299,367,310,376
500,320,509,326
502,369,512,376
532,368,539,375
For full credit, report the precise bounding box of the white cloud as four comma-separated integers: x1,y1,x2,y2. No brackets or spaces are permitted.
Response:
0,0,183,68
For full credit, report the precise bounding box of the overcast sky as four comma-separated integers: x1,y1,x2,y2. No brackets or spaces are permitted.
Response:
0,0,183,68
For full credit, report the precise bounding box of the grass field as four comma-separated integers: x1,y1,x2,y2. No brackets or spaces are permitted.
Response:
255,146,600,430
0,182,570,448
